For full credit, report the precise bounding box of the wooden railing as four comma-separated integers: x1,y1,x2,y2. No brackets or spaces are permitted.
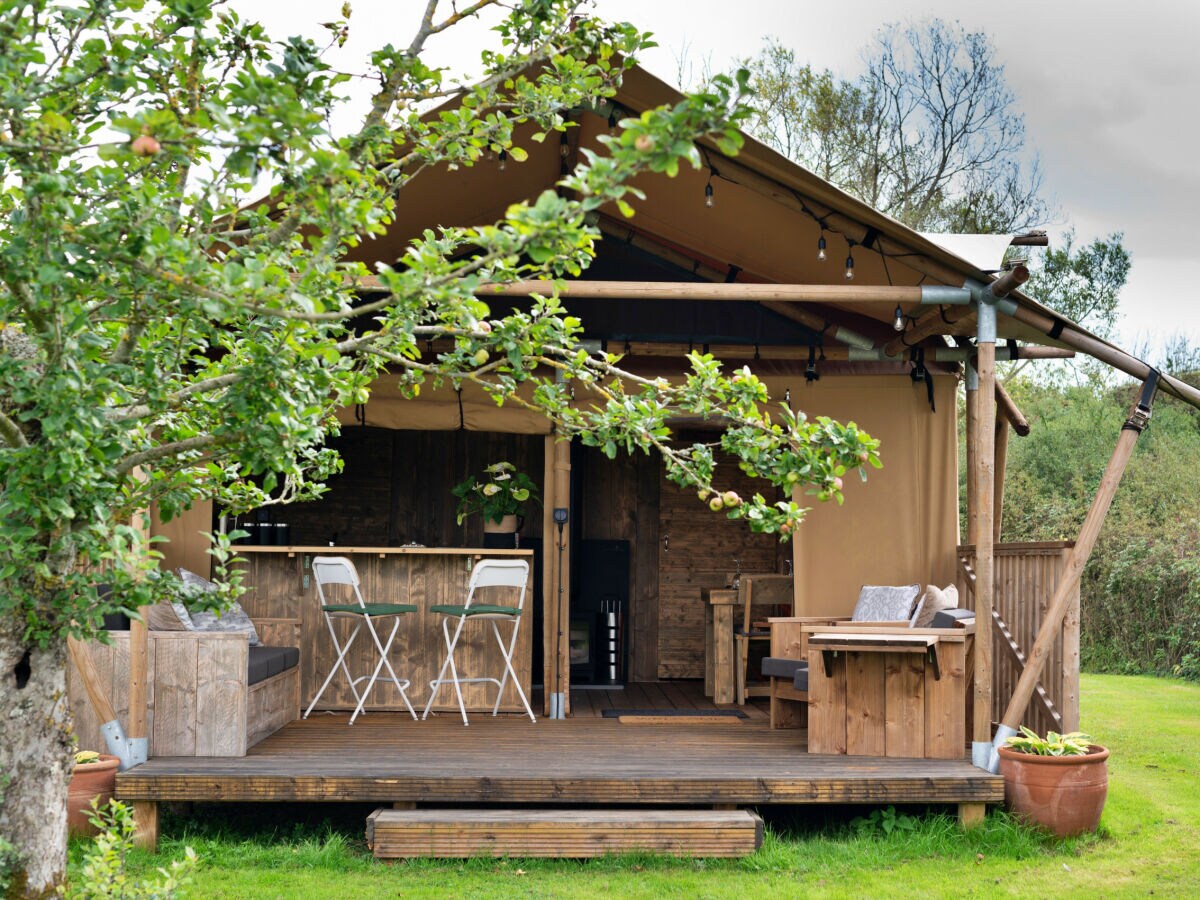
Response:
957,542,1080,736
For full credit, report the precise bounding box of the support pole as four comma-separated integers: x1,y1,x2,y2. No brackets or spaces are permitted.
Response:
127,497,151,770
552,436,572,717
541,435,557,717
971,323,997,765
964,362,979,546
988,373,1159,768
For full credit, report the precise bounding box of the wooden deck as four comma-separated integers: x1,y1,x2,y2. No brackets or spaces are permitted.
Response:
116,683,1001,809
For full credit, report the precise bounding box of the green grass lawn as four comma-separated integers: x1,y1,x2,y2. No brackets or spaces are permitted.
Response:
71,673,1200,898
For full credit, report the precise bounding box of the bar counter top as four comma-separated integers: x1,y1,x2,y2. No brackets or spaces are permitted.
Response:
237,545,532,556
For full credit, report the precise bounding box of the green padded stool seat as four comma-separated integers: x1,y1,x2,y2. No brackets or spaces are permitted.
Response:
428,604,520,617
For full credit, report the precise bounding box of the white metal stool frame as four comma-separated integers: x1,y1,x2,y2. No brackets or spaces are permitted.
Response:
421,558,535,726
304,556,418,725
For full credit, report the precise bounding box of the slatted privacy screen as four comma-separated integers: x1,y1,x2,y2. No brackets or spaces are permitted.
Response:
957,542,1080,736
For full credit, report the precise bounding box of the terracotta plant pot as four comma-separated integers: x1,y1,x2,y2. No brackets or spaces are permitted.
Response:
68,754,120,836
996,744,1109,838
482,514,518,534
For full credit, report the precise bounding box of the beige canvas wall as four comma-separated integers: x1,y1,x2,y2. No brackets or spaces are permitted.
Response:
761,374,959,617
151,499,214,578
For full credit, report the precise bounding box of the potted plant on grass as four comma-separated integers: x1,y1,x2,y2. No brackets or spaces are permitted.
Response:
68,750,120,836
997,727,1109,838
452,462,540,547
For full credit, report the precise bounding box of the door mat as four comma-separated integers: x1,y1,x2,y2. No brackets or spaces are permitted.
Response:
601,708,748,719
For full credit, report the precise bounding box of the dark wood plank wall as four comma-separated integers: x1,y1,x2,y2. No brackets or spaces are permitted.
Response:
574,446,662,682
656,434,786,679
280,429,545,549
259,428,785,682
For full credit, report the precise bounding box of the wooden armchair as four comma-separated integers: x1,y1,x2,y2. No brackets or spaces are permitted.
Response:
734,575,794,705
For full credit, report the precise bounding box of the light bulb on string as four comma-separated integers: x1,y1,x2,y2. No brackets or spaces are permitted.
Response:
497,149,507,172
893,305,905,332
704,171,715,208
817,235,827,262
844,251,855,281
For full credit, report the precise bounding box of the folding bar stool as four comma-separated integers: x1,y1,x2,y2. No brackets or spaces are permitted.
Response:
421,558,535,726
304,556,418,725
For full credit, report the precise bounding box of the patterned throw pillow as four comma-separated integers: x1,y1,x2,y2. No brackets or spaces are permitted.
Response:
174,568,261,646
914,583,959,628
851,584,921,622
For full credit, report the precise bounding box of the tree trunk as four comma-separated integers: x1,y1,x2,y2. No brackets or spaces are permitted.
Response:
0,617,72,897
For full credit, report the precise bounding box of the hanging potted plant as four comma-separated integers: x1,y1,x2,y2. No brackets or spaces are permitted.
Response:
996,727,1109,838
68,750,120,836
452,462,540,538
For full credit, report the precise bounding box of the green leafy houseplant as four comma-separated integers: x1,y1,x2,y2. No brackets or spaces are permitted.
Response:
1002,726,1096,756
452,463,540,526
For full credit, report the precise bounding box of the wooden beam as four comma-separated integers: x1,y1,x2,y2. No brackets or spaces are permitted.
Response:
995,382,1031,436
973,341,997,745
997,380,1156,732
482,280,934,304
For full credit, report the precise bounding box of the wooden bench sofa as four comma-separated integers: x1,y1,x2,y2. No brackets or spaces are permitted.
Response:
68,618,300,757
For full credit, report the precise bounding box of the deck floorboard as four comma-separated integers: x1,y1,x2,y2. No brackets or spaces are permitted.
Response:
116,681,1001,807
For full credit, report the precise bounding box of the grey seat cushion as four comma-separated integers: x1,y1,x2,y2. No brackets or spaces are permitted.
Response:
931,607,976,628
793,667,809,692
761,657,808,680
247,645,300,686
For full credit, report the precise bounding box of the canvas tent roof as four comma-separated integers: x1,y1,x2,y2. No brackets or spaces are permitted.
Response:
340,62,1198,409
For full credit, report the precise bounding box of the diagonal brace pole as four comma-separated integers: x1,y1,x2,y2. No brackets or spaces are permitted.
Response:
984,372,1160,771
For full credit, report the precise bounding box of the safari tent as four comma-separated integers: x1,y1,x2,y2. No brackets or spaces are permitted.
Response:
68,64,1197,856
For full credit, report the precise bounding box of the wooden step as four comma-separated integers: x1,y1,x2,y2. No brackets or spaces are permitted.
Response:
366,808,763,858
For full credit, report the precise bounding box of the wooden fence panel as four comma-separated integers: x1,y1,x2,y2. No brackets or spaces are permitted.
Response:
956,542,1079,736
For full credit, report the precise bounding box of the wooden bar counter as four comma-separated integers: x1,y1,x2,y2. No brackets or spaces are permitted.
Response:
235,546,533,713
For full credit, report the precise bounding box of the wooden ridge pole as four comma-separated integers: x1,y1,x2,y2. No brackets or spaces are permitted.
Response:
483,280,932,304
993,375,1159,752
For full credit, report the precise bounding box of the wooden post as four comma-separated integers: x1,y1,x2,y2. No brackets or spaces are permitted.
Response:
129,498,151,760
131,801,158,851
552,436,572,716
542,435,557,717
973,341,997,746
965,366,979,546
997,377,1157,733
993,418,1010,545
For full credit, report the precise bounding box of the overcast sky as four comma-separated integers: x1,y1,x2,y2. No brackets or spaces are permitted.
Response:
252,0,1200,356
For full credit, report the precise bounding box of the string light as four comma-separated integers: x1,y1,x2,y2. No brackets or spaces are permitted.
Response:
497,149,507,172
704,169,715,208
844,240,856,281
817,234,827,262
893,304,905,332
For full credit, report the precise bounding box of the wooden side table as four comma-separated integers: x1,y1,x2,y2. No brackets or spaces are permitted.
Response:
702,588,738,704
